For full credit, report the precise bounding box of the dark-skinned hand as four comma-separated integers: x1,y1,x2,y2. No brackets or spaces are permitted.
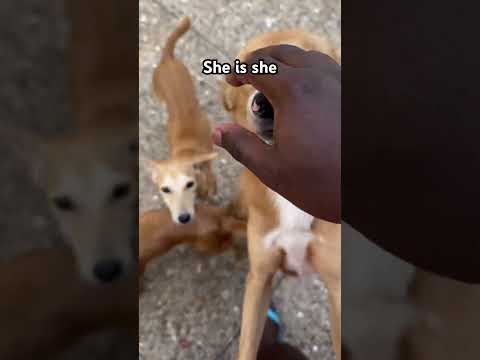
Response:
213,45,341,223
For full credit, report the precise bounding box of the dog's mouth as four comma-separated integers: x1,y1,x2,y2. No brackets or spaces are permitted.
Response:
250,92,274,143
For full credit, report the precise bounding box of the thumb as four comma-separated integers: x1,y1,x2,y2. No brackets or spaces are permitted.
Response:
213,123,278,182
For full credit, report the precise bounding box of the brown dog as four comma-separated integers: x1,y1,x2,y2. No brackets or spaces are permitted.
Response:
145,17,218,225
139,204,246,288
221,30,341,360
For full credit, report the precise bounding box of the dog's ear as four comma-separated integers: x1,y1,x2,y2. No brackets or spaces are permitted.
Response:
1,123,49,184
186,152,218,167
143,159,165,182
219,81,237,112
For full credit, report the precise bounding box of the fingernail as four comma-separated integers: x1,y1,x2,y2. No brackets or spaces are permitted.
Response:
212,128,223,146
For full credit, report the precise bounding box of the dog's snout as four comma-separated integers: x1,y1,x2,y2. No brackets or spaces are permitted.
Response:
178,213,191,224
93,260,123,283
251,92,274,119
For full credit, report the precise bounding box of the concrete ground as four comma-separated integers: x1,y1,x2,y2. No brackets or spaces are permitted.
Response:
139,1,341,359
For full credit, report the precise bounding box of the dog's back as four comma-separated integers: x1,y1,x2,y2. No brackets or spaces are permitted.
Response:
152,17,212,158
238,29,340,63
153,17,196,110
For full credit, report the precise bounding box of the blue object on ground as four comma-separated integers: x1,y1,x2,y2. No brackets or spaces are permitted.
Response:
267,308,283,341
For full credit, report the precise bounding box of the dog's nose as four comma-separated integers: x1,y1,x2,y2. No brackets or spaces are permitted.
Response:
178,213,191,224
93,260,123,283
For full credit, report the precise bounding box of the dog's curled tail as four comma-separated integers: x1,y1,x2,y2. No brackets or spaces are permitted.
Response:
161,16,191,62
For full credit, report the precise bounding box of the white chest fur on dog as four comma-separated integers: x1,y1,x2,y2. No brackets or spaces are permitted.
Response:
263,190,315,275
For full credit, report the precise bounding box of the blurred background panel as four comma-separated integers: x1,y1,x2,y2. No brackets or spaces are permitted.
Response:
0,1,138,359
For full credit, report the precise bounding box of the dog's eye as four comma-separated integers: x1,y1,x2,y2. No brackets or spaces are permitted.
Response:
128,140,138,154
251,92,274,119
53,196,76,211
185,181,195,189
111,183,131,200
161,187,171,194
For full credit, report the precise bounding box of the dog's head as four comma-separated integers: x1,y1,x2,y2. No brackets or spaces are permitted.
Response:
221,30,340,143
7,123,138,284
145,152,217,224
221,81,274,144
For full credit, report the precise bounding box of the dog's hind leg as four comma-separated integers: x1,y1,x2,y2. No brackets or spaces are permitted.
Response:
195,170,210,200
309,220,341,359
238,270,275,360
205,161,217,197
195,167,217,201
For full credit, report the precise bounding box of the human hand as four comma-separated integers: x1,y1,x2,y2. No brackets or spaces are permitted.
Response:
213,45,341,222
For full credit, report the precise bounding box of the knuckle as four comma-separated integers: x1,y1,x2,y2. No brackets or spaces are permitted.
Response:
287,75,315,98
307,50,334,64
244,50,264,65
277,44,302,55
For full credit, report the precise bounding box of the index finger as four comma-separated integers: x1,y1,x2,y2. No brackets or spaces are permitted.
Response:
260,44,340,69
252,44,311,67
225,50,292,103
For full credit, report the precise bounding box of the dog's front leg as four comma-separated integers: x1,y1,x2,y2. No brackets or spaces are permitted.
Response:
309,220,341,359
227,191,248,221
205,161,217,197
238,270,275,360
237,218,283,360
195,170,210,200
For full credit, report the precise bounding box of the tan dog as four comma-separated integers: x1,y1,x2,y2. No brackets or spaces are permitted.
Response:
221,31,341,360
1,1,138,285
146,17,217,225
139,204,246,287
3,121,137,285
